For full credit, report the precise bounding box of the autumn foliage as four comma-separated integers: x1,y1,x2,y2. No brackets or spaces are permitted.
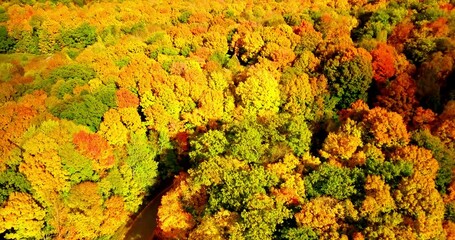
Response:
0,0,454,239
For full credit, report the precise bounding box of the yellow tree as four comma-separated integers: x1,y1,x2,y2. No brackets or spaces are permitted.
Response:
119,107,146,135
392,146,445,239
16,120,92,238
362,107,410,148
5,4,34,34
63,182,104,239
0,192,46,239
0,91,50,167
260,25,298,68
281,72,314,116
320,119,364,167
235,67,281,115
230,25,265,63
100,196,130,236
98,109,129,146
156,174,196,239
361,212,416,240
295,196,348,239
360,175,396,221
118,54,152,91
188,209,240,240
19,120,73,207
267,154,306,205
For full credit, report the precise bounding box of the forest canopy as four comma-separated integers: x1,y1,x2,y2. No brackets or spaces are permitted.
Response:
0,0,455,239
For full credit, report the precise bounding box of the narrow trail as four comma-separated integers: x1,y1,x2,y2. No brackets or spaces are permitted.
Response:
121,181,174,240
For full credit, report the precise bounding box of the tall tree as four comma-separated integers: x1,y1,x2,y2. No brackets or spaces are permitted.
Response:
323,47,373,109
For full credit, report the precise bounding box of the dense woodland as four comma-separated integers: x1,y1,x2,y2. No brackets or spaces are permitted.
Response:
0,0,455,239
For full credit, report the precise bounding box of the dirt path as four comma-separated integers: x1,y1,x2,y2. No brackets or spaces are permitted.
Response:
122,182,174,240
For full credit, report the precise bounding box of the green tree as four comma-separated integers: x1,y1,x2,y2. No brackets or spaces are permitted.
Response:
0,26,15,53
304,163,364,200
227,121,269,164
28,64,96,94
239,199,292,240
278,227,319,240
49,64,96,82
353,4,407,41
189,130,229,163
51,94,109,132
365,158,413,188
285,115,312,156
0,7,8,22
0,169,32,204
59,143,98,185
404,38,437,64
323,47,373,109
124,133,159,192
60,23,97,49
55,78,86,98
208,166,279,212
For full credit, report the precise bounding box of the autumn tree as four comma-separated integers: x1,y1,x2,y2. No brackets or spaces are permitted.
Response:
235,66,281,115
415,51,454,112
388,20,414,52
0,91,50,165
63,182,104,239
187,212,234,240
19,120,74,206
362,107,410,148
323,47,373,109
370,43,397,84
360,175,396,222
100,196,129,236
230,25,265,64
392,146,445,239
73,130,115,174
116,87,140,108
1,1,454,239
304,163,364,200
293,21,323,53
280,69,314,116
156,174,196,239
295,197,349,239
98,109,129,146
412,129,455,193
0,192,46,239
411,107,437,130
319,118,364,167
375,73,419,122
